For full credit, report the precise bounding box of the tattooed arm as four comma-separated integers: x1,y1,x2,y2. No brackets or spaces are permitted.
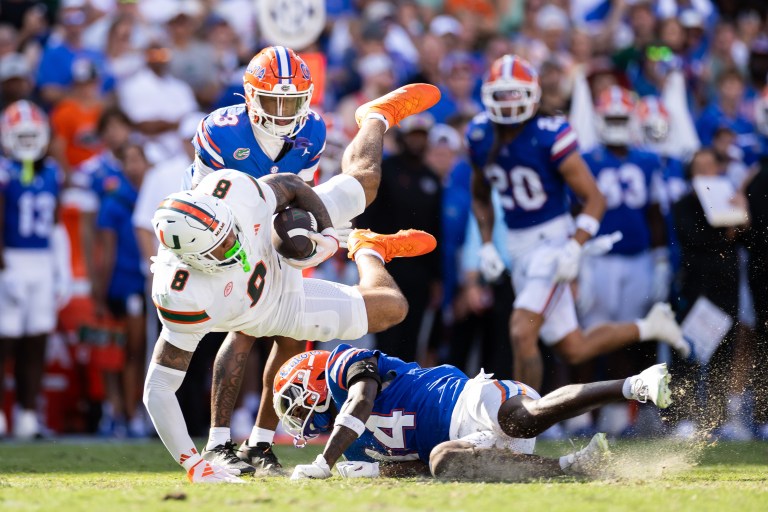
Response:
150,337,195,371
260,173,333,232
210,332,252,428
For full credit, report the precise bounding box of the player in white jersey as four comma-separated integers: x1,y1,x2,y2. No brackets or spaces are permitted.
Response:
143,84,442,483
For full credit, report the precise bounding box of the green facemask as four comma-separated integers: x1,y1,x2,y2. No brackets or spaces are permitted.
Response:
224,239,251,272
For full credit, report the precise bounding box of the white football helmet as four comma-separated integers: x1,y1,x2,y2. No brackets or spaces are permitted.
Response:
595,86,638,147
0,100,50,161
152,191,250,273
637,96,670,144
481,55,541,125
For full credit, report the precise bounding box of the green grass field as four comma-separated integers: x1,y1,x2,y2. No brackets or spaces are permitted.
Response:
1,439,766,512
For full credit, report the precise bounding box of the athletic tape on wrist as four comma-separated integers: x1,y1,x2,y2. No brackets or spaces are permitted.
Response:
575,214,600,237
334,413,366,437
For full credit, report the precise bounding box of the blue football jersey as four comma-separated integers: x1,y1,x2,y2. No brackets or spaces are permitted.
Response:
77,152,123,200
327,344,468,463
97,174,144,299
193,104,326,180
0,157,61,249
466,113,579,229
583,146,662,255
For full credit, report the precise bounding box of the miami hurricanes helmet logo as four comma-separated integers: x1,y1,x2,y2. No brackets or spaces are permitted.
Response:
159,230,181,250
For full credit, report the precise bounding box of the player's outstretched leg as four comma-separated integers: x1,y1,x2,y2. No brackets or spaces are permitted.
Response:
348,228,437,332
314,84,441,227
430,364,671,481
555,303,689,371
497,363,672,439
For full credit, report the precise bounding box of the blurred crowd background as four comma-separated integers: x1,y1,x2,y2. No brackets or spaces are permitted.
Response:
2,0,768,444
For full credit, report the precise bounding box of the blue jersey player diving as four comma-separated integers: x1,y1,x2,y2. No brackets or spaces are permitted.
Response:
467,55,690,391
273,346,673,481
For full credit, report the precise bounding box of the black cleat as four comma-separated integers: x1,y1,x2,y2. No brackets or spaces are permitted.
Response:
237,441,284,474
201,440,256,476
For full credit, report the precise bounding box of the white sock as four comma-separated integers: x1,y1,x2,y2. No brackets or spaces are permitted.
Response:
365,113,389,131
249,427,275,446
206,427,231,450
635,319,651,341
622,377,634,399
355,247,385,264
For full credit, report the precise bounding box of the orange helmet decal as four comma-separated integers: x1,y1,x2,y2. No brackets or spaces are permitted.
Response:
0,100,50,161
595,86,639,146
596,85,636,116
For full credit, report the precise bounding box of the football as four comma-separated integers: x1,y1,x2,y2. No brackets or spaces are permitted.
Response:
272,207,318,260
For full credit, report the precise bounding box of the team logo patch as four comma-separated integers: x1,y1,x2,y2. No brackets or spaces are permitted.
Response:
233,148,250,160
103,175,120,193
280,85,291,92
469,128,485,141
247,63,266,80
270,165,279,173
300,62,311,80
278,350,324,378
224,282,233,297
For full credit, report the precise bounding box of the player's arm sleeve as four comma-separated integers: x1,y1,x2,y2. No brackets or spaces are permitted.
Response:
192,155,216,187
328,348,381,391
466,122,490,171
96,197,117,231
650,165,666,206
192,117,226,174
550,122,580,167
298,140,324,182
152,294,211,352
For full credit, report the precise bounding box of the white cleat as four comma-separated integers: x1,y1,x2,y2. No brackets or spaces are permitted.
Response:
630,363,673,409
560,433,610,476
187,458,245,484
13,409,40,439
642,303,690,358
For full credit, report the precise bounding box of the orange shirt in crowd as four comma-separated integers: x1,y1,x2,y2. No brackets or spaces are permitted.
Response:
50,99,103,167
